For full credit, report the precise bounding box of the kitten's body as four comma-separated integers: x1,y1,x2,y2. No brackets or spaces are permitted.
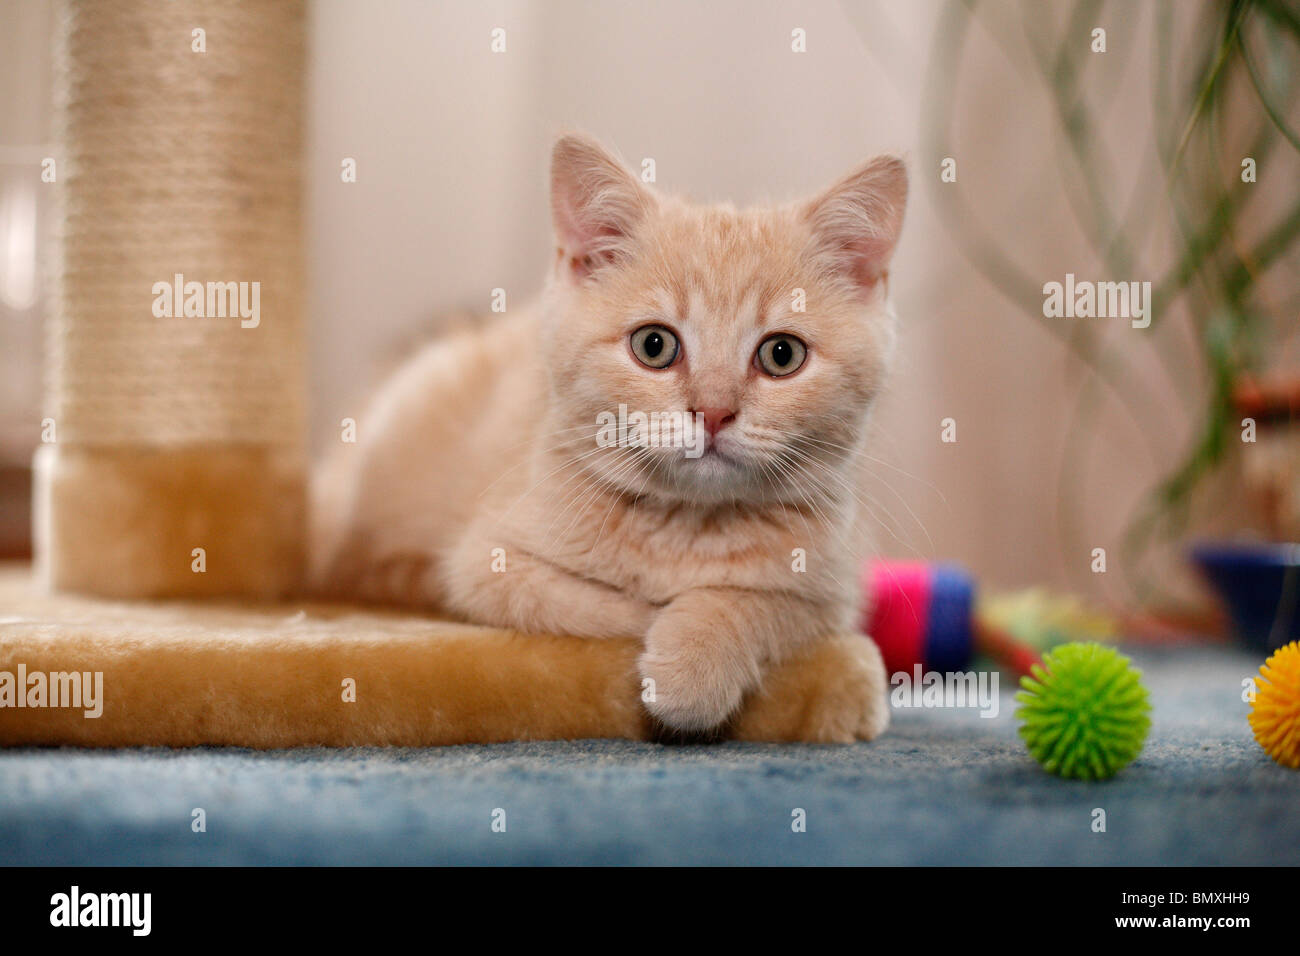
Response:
314,135,907,735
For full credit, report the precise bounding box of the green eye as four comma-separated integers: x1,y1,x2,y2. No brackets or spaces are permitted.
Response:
756,334,807,377
630,325,679,369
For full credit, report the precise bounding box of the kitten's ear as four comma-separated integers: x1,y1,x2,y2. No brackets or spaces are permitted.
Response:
551,133,654,279
803,156,908,295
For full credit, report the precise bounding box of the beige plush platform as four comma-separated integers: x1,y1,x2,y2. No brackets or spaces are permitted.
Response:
0,565,886,747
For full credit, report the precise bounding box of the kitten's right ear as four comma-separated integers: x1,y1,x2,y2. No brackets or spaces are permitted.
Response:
803,155,908,297
550,133,653,280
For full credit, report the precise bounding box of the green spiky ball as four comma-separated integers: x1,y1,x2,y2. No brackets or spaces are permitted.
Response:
1015,642,1151,781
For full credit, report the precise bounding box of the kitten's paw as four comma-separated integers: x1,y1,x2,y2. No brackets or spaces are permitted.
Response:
638,626,759,734
731,635,890,743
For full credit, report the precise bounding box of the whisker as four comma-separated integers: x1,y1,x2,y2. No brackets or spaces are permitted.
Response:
489,437,614,524
551,448,649,548
589,450,658,554
542,447,642,545
476,425,606,501
786,435,939,554
782,444,932,560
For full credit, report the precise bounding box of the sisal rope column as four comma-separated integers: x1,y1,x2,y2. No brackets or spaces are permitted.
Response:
35,0,308,597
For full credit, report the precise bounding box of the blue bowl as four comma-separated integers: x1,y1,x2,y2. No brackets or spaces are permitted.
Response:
1190,542,1300,653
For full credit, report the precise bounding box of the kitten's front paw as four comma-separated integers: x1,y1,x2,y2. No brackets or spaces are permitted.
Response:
638,624,760,734
731,635,890,743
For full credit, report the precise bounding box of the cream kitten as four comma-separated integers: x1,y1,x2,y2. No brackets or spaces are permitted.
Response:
313,133,907,736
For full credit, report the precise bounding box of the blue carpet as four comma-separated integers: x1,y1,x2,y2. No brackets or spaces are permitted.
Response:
1,646,1295,865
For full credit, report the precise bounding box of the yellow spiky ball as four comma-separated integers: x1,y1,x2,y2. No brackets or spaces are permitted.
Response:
1249,641,1300,769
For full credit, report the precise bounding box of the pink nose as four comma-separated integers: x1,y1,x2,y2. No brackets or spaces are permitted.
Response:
692,406,737,437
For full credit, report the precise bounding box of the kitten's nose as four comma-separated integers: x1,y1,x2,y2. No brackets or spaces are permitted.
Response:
692,406,737,437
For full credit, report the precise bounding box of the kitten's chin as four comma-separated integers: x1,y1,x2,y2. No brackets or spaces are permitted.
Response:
590,445,782,507
681,447,740,481
660,447,772,506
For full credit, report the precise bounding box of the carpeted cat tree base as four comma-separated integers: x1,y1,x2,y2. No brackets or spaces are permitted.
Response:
0,566,887,747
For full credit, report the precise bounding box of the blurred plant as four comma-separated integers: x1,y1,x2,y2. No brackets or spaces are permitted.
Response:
918,0,1300,602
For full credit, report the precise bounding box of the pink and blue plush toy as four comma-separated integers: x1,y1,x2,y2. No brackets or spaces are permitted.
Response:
860,559,1044,677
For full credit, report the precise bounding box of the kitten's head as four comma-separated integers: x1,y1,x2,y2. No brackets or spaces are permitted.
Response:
542,133,907,508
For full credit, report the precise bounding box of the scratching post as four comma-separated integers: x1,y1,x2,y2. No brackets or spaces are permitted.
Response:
0,568,890,746
35,0,307,597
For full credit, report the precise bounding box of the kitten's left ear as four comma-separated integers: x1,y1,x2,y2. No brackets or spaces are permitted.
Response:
551,133,655,280
803,156,908,295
